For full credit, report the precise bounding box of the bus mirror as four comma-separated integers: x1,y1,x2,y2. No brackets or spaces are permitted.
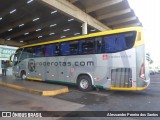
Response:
10,54,13,62
9,54,15,66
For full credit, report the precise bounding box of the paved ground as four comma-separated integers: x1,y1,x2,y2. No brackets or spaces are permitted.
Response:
55,74,160,120
0,76,69,96
0,74,160,120
55,74,160,110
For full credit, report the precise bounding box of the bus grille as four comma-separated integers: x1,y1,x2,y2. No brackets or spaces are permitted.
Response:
111,68,132,88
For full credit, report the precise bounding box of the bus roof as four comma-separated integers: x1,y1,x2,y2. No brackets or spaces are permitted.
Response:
21,26,142,48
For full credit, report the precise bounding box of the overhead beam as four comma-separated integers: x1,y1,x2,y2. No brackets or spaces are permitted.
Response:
67,0,78,3
38,0,110,31
0,38,26,47
97,8,132,20
86,0,123,13
107,16,137,26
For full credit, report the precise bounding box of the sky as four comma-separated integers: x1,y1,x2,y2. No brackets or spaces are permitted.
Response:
128,0,160,62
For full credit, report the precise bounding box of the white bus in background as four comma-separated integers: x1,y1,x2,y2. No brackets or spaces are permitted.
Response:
10,27,150,91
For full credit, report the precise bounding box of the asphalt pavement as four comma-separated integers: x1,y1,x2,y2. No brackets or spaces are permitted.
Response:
55,74,160,120
0,74,160,120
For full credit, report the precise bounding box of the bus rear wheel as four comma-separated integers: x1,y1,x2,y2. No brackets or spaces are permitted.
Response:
21,71,26,80
77,75,93,92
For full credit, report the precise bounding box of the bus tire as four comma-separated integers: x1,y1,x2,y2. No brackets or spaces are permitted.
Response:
77,75,93,92
21,71,26,80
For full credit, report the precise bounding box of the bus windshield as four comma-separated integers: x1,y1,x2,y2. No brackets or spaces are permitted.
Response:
12,49,23,66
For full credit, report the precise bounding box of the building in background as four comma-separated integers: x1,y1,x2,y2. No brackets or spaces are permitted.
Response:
0,45,17,75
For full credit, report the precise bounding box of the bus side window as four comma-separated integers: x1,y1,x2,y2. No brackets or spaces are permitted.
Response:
45,44,56,57
116,34,127,51
41,46,45,57
104,35,117,53
69,41,78,55
34,46,45,57
78,40,83,54
55,44,60,56
60,42,70,56
81,39,96,54
23,47,34,58
104,33,135,53
34,46,41,57
95,37,104,53
124,32,136,48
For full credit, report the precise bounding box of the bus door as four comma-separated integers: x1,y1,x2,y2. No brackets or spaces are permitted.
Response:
25,46,45,80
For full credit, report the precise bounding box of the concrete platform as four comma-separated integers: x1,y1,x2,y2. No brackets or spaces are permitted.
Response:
0,76,69,96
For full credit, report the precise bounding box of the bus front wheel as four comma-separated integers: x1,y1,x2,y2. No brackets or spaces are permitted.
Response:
21,71,26,80
77,75,93,92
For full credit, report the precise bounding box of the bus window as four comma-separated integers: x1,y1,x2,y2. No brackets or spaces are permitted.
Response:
115,34,127,51
78,41,83,54
124,32,136,48
60,42,70,56
25,47,34,58
95,37,105,53
34,46,41,57
19,48,28,61
34,46,45,57
104,32,135,53
104,35,117,53
41,46,45,57
13,48,23,65
55,44,60,56
45,44,56,57
69,41,78,55
81,39,96,54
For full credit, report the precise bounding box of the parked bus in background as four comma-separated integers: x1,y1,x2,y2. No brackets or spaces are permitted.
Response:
10,27,150,91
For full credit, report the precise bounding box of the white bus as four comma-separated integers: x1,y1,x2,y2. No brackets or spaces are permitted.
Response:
10,27,150,91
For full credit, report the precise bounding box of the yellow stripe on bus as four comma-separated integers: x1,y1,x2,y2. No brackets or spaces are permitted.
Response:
27,77,42,81
110,86,148,91
133,31,144,48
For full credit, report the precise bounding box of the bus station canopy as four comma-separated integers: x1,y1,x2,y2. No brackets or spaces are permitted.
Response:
0,0,141,47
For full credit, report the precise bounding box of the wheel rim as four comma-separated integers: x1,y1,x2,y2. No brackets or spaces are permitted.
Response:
22,74,26,80
80,79,89,89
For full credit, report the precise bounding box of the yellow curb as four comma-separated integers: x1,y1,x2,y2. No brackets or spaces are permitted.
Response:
42,87,69,96
0,81,69,96
0,81,41,95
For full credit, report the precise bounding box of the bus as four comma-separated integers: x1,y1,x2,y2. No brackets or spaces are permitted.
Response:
10,27,150,91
